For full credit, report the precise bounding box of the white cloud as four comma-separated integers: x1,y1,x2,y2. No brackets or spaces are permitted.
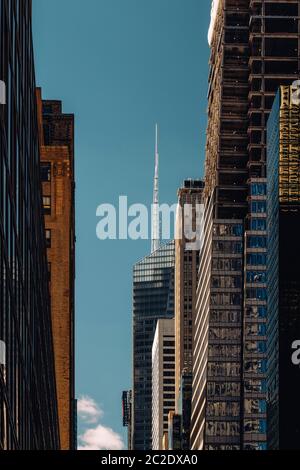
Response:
77,395,125,451
77,396,102,424
78,425,125,451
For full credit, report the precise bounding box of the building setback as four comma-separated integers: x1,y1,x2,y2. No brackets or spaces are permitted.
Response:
267,85,300,449
152,318,175,450
36,89,76,450
132,242,175,450
192,0,300,450
0,0,60,449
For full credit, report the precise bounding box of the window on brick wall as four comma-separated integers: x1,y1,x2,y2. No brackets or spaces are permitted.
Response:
43,196,51,215
45,229,51,248
40,162,51,182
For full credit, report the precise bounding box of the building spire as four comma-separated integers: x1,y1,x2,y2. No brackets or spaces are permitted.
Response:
151,124,160,253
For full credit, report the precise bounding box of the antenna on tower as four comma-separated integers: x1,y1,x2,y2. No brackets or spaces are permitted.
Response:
151,124,160,253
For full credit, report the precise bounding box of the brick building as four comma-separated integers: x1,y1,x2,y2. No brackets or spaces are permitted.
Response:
36,89,76,450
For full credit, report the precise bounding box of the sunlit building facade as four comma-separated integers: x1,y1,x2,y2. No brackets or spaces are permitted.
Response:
175,180,204,403
152,318,175,450
175,179,204,449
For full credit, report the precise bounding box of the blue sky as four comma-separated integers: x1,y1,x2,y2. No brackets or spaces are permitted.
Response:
32,0,211,447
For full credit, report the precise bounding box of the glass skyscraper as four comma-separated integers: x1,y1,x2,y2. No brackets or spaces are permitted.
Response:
0,0,60,449
132,241,174,450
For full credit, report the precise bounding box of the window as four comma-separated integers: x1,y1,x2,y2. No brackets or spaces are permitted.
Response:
213,241,243,254
246,271,267,283
45,229,51,248
207,381,240,398
244,419,267,434
246,253,267,266
244,443,267,451
206,421,240,437
213,224,243,237
43,196,51,215
245,323,266,337
209,328,241,341
246,288,267,300
210,310,241,323
244,359,267,373
211,293,242,306
212,275,241,288
212,258,242,271
207,401,240,418
251,201,266,213
250,219,267,231
163,394,175,400
209,345,240,359
245,341,267,354
245,306,267,319
251,183,266,196
247,236,267,248
208,361,240,377
40,162,51,182
244,399,267,415
244,379,267,393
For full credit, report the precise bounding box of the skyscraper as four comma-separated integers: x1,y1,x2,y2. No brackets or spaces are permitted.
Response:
175,179,204,401
192,0,300,450
152,318,175,450
0,0,60,449
174,179,204,449
132,241,175,450
267,85,300,449
36,89,76,450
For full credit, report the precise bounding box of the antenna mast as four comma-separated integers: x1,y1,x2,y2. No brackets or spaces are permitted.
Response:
151,124,160,253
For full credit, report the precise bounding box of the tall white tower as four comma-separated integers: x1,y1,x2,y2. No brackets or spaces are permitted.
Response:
151,124,160,253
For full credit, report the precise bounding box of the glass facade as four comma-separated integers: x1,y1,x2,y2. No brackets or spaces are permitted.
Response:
243,179,268,450
0,0,60,449
192,214,244,450
132,242,175,450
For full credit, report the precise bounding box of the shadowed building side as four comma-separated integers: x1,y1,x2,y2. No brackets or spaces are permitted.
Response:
0,0,60,449
267,85,300,449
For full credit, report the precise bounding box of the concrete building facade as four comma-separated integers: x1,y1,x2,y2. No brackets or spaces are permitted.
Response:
152,318,175,450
